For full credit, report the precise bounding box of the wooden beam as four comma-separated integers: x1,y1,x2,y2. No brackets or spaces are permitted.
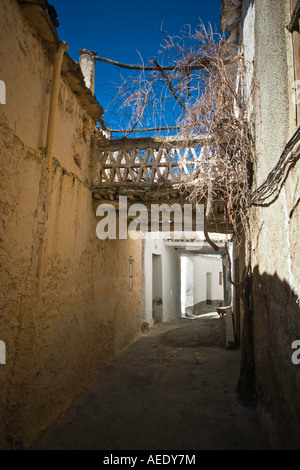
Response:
97,135,209,152
101,161,182,169
95,54,241,72
92,196,233,234
95,55,211,71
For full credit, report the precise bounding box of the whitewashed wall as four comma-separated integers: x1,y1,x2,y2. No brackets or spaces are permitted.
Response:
142,235,181,325
181,254,224,315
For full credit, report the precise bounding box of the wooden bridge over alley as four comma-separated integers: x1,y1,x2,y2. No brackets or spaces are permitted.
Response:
92,134,231,234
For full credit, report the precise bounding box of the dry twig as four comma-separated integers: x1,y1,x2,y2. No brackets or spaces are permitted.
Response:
108,23,255,284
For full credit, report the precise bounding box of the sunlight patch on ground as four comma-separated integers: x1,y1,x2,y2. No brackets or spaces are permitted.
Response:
183,311,220,320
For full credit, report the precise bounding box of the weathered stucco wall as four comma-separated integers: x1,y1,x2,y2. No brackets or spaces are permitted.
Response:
244,0,300,449
0,0,142,449
222,0,300,448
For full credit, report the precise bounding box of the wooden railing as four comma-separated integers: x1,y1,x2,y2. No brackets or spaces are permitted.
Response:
92,135,233,234
96,136,210,185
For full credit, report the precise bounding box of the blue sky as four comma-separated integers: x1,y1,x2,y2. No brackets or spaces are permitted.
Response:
50,0,222,130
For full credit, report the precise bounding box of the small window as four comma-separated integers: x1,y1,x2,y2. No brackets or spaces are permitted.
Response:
219,272,223,286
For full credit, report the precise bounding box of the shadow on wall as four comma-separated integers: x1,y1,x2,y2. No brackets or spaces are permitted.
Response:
248,266,300,449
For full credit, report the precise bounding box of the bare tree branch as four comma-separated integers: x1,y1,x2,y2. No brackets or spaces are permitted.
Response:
95,55,211,71
110,126,182,133
152,60,187,113
104,24,255,286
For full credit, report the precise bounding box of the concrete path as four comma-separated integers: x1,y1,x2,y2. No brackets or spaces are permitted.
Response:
31,313,268,450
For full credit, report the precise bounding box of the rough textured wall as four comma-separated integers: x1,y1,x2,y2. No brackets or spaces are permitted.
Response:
249,0,300,449
0,0,142,449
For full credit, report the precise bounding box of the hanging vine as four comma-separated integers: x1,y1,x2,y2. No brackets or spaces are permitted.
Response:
102,23,256,285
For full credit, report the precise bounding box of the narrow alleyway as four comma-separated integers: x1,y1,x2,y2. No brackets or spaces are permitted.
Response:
31,311,268,450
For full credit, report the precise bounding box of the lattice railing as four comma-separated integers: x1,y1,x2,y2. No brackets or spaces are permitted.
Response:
97,136,210,185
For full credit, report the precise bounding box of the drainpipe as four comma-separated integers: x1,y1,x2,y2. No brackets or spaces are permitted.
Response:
46,41,69,178
37,41,69,296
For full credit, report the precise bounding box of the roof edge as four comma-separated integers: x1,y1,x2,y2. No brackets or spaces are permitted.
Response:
17,0,104,122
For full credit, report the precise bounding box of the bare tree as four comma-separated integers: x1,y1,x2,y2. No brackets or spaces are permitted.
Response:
101,23,255,283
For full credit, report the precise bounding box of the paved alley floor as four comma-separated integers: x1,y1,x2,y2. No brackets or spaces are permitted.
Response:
31,313,268,450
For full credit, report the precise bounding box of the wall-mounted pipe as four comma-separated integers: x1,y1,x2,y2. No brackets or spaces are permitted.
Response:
46,41,69,178
37,41,69,297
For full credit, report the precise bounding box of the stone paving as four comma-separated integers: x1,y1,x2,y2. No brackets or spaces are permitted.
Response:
31,313,268,450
